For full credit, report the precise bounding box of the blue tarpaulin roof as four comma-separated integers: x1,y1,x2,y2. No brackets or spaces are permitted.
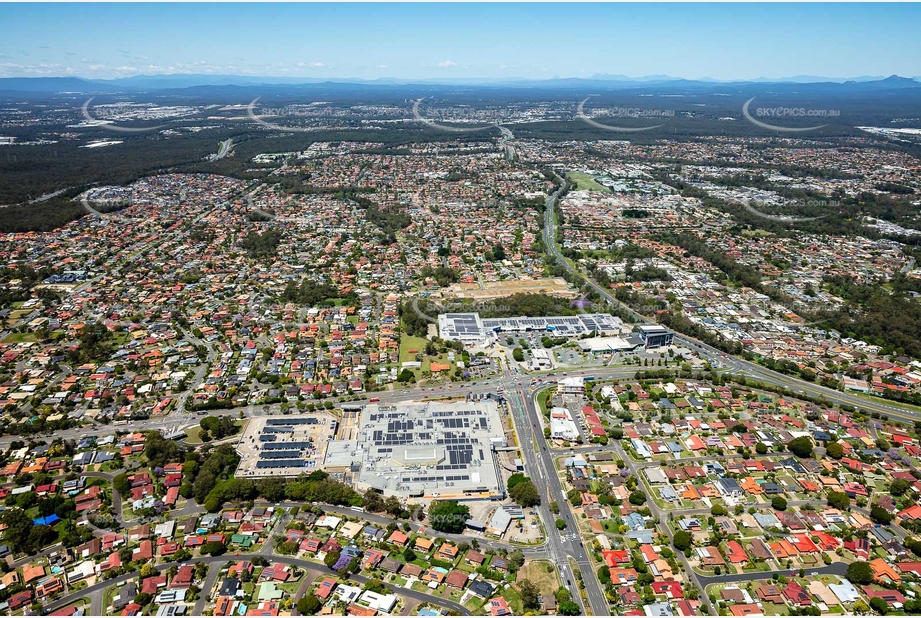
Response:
33,514,60,526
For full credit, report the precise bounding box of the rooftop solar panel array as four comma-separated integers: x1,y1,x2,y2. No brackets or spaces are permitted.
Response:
266,418,318,426
344,400,507,498
262,426,293,433
262,441,312,450
259,450,302,459
255,459,307,469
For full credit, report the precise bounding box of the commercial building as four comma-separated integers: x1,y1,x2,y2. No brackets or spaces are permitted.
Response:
578,336,642,355
550,407,579,441
438,312,626,345
638,325,674,349
324,401,506,500
558,376,585,396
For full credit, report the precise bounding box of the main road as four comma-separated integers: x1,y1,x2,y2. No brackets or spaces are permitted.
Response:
510,381,611,615
542,171,921,424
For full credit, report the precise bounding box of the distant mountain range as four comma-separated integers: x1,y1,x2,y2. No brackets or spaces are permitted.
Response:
1,73,919,94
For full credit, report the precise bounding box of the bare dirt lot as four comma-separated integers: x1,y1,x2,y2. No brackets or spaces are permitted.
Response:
444,278,577,300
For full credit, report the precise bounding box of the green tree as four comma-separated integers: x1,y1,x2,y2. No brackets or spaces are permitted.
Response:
846,560,874,585
428,500,470,534
507,473,528,490
509,480,540,507
827,491,850,510
870,597,889,615
629,490,647,506
324,551,341,569
558,600,581,615
112,472,131,495
383,495,402,517
825,441,844,459
890,478,912,496
297,594,322,615
363,488,384,513
199,541,225,556
870,505,894,525
673,530,692,551
787,436,814,458
771,496,788,511
519,579,541,611
597,565,612,585
134,593,153,607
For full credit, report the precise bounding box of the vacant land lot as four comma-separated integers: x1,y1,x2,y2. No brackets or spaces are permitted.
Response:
565,171,611,193
516,560,560,595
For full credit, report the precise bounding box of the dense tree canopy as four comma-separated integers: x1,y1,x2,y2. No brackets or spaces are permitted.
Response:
827,491,851,510
199,415,239,440
428,500,470,534
787,436,814,458
825,441,844,459
846,560,874,585
673,530,692,551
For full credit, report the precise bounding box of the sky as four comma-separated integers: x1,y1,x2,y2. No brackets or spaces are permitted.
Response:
0,3,919,81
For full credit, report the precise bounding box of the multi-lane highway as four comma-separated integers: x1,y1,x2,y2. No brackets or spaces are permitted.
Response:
513,384,611,615
543,170,921,423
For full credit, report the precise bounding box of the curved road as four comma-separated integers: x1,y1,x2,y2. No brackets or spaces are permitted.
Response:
44,552,470,615
542,170,921,424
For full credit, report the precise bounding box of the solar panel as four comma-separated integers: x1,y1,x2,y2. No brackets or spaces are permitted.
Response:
259,450,301,459
262,441,312,450
266,418,318,426
255,459,307,468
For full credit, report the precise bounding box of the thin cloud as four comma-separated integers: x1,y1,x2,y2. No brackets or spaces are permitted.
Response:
437,60,457,68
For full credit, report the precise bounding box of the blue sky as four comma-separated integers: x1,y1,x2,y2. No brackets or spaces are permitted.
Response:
1,3,918,81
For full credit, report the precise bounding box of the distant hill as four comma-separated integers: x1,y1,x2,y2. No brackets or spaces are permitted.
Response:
0,77,111,92
0,73,918,94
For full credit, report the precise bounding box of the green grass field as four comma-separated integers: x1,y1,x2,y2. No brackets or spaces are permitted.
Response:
3,332,37,343
852,391,921,414
399,335,429,364
565,171,611,193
